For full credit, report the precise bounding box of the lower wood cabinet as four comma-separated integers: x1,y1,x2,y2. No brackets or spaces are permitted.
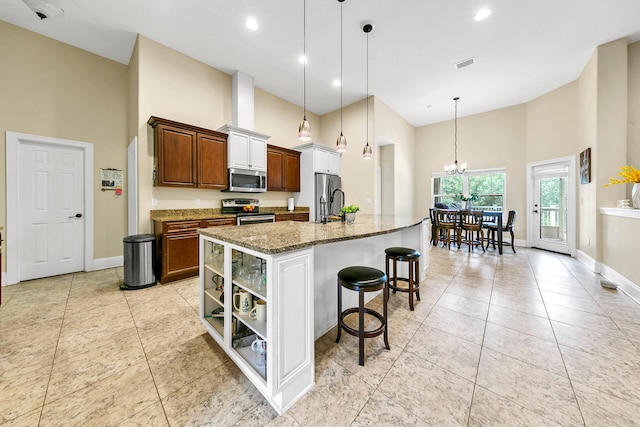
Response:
275,212,309,222
154,218,236,283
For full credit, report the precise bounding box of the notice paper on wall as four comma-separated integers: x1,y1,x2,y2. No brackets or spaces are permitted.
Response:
100,168,123,195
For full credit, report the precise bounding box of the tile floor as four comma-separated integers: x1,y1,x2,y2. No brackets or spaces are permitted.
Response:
2,246,640,426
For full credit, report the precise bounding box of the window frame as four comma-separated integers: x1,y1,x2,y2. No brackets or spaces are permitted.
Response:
431,167,507,212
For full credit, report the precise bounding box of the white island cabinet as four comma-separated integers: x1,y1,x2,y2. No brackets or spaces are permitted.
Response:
199,236,314,416
199,215,428,415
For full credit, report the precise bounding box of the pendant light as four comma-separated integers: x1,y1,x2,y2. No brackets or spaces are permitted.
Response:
298,0,311,141
444,97,467,174
335,0,347,152
298,0,312,141
362,23,373,159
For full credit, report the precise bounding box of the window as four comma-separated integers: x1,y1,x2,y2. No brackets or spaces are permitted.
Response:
432,169,506,211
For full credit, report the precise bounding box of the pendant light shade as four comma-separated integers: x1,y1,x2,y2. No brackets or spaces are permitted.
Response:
362,23,374,159
444,97,467,174
363,141,373,159
298,0,312,141
335,0,347,153
298,118,312,141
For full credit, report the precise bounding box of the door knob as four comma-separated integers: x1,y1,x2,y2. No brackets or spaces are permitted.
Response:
533,210,538,213
68,213,83,219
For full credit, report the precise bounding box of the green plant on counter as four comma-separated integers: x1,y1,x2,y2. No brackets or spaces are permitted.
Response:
340,204,360,214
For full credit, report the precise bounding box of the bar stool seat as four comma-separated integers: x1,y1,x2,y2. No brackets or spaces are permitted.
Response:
336,266,389,366
385,247,421,311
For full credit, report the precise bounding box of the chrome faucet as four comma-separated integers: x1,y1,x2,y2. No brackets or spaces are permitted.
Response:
330,188,345,219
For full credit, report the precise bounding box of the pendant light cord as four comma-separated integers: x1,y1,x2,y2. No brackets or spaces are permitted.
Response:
340,1,343,130
454,97,458,163
366,30,369,144
303,0,307,119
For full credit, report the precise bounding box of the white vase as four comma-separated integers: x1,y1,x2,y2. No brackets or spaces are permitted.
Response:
632,183,640,209
345,212,356,224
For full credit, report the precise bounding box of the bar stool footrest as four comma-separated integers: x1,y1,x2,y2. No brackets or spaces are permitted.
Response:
338,307,386,338
387,276,420,293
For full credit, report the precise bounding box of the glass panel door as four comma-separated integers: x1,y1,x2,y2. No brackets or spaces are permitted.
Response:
533,172,570,254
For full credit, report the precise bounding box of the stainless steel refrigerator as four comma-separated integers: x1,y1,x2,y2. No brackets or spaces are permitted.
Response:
314,173,343,222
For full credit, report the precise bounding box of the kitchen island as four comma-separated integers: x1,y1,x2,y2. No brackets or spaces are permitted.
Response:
198,214,428,415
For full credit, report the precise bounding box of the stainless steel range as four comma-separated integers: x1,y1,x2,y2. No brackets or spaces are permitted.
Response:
221,198,276,226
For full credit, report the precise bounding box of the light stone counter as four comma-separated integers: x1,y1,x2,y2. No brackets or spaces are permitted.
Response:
198,214,427,254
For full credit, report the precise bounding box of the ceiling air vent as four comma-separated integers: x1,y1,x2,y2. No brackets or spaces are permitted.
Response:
455,57,476,70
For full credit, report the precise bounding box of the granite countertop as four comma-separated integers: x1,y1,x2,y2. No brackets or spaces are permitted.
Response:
150,207,310,222
198,214,427,254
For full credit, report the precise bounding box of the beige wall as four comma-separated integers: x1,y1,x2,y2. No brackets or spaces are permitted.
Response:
375,98,416,216
629,42,640,171
602,215,640,285
525,82,579,163
380,145,395,215
319,97,376,213
0,21,129,262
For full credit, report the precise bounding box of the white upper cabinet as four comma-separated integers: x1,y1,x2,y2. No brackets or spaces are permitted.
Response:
218,124,269,171
314,148,340,175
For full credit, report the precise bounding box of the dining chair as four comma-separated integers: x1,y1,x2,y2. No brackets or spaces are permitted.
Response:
429,208,439,246
435,209,459,249
458,210,485,252
486,210,517,253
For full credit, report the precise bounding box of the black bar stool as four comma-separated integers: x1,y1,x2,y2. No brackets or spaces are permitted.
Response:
385,247,421,311
336,266,389,366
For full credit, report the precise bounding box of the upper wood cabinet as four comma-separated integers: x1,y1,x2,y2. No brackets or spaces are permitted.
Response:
267,145,300,192
148,116,228,189
217,124,269,172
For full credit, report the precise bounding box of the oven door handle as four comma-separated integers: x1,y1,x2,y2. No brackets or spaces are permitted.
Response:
237,215,275,225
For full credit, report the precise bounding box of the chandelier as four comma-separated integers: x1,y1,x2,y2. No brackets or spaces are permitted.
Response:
444,97,467,174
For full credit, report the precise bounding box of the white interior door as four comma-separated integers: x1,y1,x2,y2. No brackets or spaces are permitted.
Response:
530,160,574,254
19,142,85,280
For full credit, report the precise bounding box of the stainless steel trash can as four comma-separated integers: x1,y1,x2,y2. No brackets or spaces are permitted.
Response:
121,234,156,290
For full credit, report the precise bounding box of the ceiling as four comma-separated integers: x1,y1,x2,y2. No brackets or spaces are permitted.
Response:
3,0,640,127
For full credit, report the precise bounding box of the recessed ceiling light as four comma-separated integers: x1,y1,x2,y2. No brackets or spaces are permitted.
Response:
474,8,491,21
245,17,258,31
333,80,341,87
298,55,308,64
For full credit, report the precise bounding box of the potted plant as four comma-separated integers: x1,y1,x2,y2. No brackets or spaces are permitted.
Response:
340,204,360,224
456,193,478,210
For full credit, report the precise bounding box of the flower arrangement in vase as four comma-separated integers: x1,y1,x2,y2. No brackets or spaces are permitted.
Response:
605,165,640,209
340,205,360,224
456,193,478,210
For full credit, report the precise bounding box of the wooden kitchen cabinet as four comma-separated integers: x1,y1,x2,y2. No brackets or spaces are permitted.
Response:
274,212,309,222
267,145,300,192
154,218,235,283
149,116,228,189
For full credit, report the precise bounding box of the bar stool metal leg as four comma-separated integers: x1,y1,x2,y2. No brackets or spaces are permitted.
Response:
336,277,342,343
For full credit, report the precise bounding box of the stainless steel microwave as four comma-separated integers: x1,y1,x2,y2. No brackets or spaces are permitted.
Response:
227,168,267,193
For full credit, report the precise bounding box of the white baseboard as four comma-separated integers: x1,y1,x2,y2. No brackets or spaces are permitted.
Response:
92,255,123,271
514,238,526,247
600,264,640,305
2,256,124,286
576,250,600,273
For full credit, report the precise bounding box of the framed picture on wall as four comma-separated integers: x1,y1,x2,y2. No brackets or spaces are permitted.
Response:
580,148,591,184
